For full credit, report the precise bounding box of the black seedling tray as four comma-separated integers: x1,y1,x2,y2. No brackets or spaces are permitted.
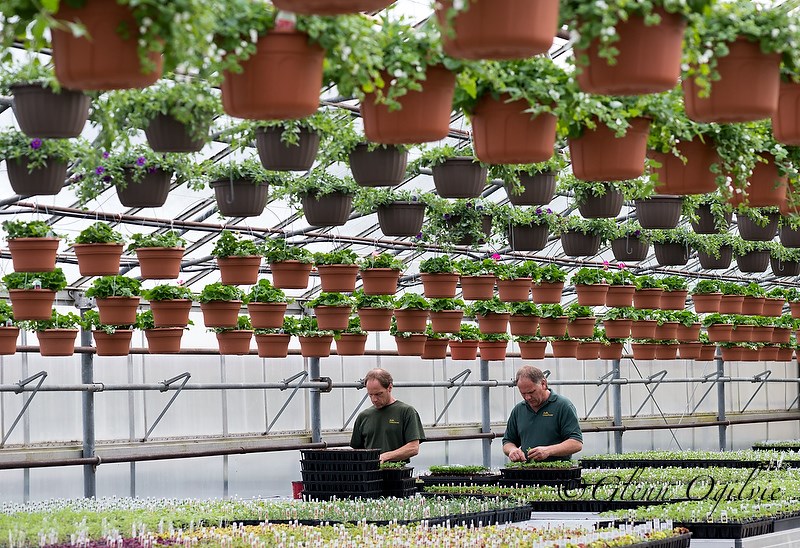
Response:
499,478,581,489
676,519,773,539
301,470,382,483
300,459,380,472
381,488,418,498
302,490,382,501
301,448,381,461
417,474,500,487
625,532,692,548
382,477,418,492
380,467,414,481
302,479,384,494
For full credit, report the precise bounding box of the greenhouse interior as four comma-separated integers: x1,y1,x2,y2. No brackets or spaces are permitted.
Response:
2,0,800,546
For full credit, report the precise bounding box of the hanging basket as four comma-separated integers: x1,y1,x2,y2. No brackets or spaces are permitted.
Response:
630,320,657,339
116,168,172,208
736,212,779,241
633,288,663,309
575,342,601,361
7,158,67,196
349,145,408,187
361,65,456,145
730,154,788,209
8,237,60,272
335,333,368,356
421,337,449,360
518,340,546,360
736,250,770,273
93,330,133,357
460,275,496,301
560,231,600,257
650,139,719,195
678,342,702,359
771,257,800,277
218,256,262,286
691,204,732,234
497,278,532,302
568,118,650,181
377,202,426,237
448,214,493,246
10,84,90,138
255,333,291,358
509,315,539,337
95,296,140,326
429,310,464,334
566,317,596,338
631,343,658,361
576,8,685,95
431,157,487,199
606,285,635,308
247,302,288,330
395,334,427,356
532,281,563,304
52,0,162,90
575,284,609,307
360,268,401,296
317,264,359,293
773,82,800,145
221,32,324,120
780,225,800,248
357,307,393,331
551,339,578,358
8,290,56,321
135,247,184,280
505,172,557,206
661,290,689,311
603,319,632,339
420,273,459,299
270,261,313,290
272,0,393,14
256,127,320,171
478,340,508,361
683,39,781,123
508,225,549,252
37,329,78,357
653,242,690,266
577,186,623,219
150,299,192,328
0,327,19,356
538,317,568,337
74,243,123,277
698,247,733,270
144,114,206,153
200,300,243,328
741,296,766,316
210,179,269,217
763,297,786,317
449,340,479,360
436,0,559,60
216,331,253,355
302,192,353,227
654,322,679,340
611,237,649,262
635,196,683,229
145,327,184,354
719,295,744,314
600,343,624,361
476,313,511,334
471,95,557,164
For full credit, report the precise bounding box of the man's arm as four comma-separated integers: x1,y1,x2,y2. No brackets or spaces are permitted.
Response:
503,442,527,462
527,438,583,461
380,440,420,463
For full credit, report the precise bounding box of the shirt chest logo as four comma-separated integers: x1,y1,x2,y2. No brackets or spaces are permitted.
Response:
542,411,554,417
388,419,400,425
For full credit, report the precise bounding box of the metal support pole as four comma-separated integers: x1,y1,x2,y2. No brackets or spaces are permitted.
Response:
612,359,623,454
309,357,322,444
716,350,727,451
80,319,96,498
480,360,491,468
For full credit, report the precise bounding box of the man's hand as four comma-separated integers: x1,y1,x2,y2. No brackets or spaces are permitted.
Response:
379,452,388,464
527,446,552,461
507,447,527,462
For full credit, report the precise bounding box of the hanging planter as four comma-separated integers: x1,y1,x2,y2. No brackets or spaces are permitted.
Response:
476,313,511,334
741,296,766,316
116,168,172,208
654,344,678,360
575,284,610,307
394,334,427,356
654,242,689,266
10,84,91,138
272,0,393,15
299,335,334,358
471,95,557,165
505,172,557,206
144,114,206,154
773,82,800,145
460,275,496,301
568,118,650,181
719,294,744,314
200,301,243,328
518,340,546,360
678,342,702,359
763,297,785,317
720,346,743,361
135,247,184,280
335,333,368,356
611,237,649,262
393,309,429,333
420,273,460,299
312,306,352,331
691,203,732,234
150,299,192,328
221,32,324,120
633,288,663,309
603,320,632,340
661,290,689,311
577,186,623,219
317,264,359,293
210,179,269,218
698,246,733,270
737,212,779,241
780,224,800,248
360,269,401,296
551,339,578,358
449,340,479,360
7,158,68,196
429,310,464,334
635,196,683,229
247,303,288,330
736,250,770,273
650,139,719,196
216,331,253,355
560,231,600,257
357,308,393,332
707,324,733,343
532,282,564,305
9,290,57,321
256,127,320,171
538,317,568,337
508,225,549,252
497,279,531,302
93,330,133,357
74,244,124,277
447,214,493,247
509,315,539,337
349,145,408,188
436,0,559,60
302,192,353,227
0,327,19,356
271,261,313,290
477,340,508,361
431,158,487,199
421,337,449,360
361,65,456,144
255,333,291,358
144,328,184,354
731,154,788,209
377,202,426,237
37,329,78,357
630,320,657,339
95,297,140,326
600,342,624,360
631,343,658,361
654,322,679,340
606,285,635,308
771,257,800,277
218,256,262,286
8,237,60,272
566,318,595,339
575,342,601,360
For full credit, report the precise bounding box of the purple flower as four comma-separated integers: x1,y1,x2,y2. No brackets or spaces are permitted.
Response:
102,151,110,159
476,205,484,211
546,208,552,214
443,213,451,220
95,166,106,175
136,156,146,166
535,207,543,215
415,232,423,240
147,167,157,174
633,230,641,237
411,195,418,202
29,139,42,150
102,176,112,183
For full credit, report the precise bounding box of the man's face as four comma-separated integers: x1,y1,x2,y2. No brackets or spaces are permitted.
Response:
366,379,392,409
517,377,549,409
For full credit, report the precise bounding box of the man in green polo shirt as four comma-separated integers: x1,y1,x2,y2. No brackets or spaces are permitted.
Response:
350,368,426,463
502,365,583,462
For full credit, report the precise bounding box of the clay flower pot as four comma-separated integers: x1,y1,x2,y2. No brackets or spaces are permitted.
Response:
740,296,765,316
317,264,359,293
216,331,253,355
497,278,532,302
8,237,60,272
93,330,133,357
551,339,578,358
676,323,702,342
37,329,78,357
429,310,464,334
150,299,192,328
698,344,717,361
720,346,744,362
633,288,663,309
420,273,460,299
299,335,334,358
0,327,19,355
575,342,601,360
335,333,368,356
95,296,140,326
719,295,744,314
531,281,564,304
691,293,722,314
449,340,479,360
460,275,496,301
270,261,313,290
631,343,658,360
605,285,635,308
568,118,650,181
476,313,511,334
518,340,546,360
731,325,753,342
566,317,596,339
313,306,351,331
599,343,624,361
654,345,678,360
74,243,124,277
654,322,679,341
773,81,800,145
255,333,291,358
660,290,689,311
247,302,288,330
394,335,427,356
360,268,401,296
421,338,449,360
509,315,540,337
650,139,719,195
762,298,785,317
135,247,184,280
478,340,508,361
678,342,702,360
357,308,393,332
218,256,262,286
9,289,57,321
603,320,632,340
538,317,568,338
630,320,657,339
772,328,792,345
575,284,610,307
706,324,733,343
200,300,242,328
145,328,184,354
393,309,429,333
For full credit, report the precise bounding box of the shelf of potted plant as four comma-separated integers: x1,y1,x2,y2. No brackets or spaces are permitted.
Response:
3,268,68,321
198,283,245,328
467,298,511,335
23,309,80,357
127,230,186,280
255,316,300,359
264,239,314,290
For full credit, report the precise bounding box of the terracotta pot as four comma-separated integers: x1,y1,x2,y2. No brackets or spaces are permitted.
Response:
630,320,657,340
477,340,507,361
272,0,393,14
776,347,795,362
9,289,56,321
349,144,408,187
650,139,719,195
600,343,624,361
377,202,426,237
471,95,557,164
393,309,429,333
760,345,780,362
210,179,269,218
792,302,800,319
52,0,162,90
676,323,702,342
7,158,68,196
772,328,792,345
395,335,427,356
509,315,540,337
683,39,780,123
0,327,19,355
575,284,610,307
691,204,732,234
698,344,717,361
569,117,650,181
532,281,563,304
741,296,765,316
576,8,685,95
144,328,184,354
719,295,744,314
116,168,171,208
575,342,601,361
431,157,487,199
505,172,557,206
361,65,456,145
605,285,635,308
93,330,132,357
144,114,206,153
771,258,800,277
302,192,353,227
256,127,320,171
95,296,139,326
200,300,242,328
255,333,291,358
603,320,632,340
678,342,702,360
270,261,313,290
436,0,559,59
8,237,59,272
577,186,623,219
218,256,262,286
317,264,359,293
729,154,787,209
421,338,449,360
508,224,549,252
299,335,334,358
150,299,192,328
335,333,368,356
10,84,90,138
74,243,123,277
633,288,663,309
357,308,393,332
691,293,722,314
720,346,744,362
654,345,678,360
476,313,511,334
360,268,401,296
519,340,546,360
460,275,496,301
136,247,184,280
497,278,532,302
420,273,460,299
566,317,596,339
247,302,288,330
216,331,253,355
654,242,690,267
37,329,78,357
654,322,679,341
762,298,786,317
698,247,733,270
631,343,657,360
732,326,754,344
751,326,775,344
429,310,464,334
661,290,689,311
773,82,800,145
313,306,351,331
538,317,568,338
560,231,601,257
449,340,479,360
551,339,578,358
221,32,324,119
736,212,779,241
706,324,733,343
635,196,684,229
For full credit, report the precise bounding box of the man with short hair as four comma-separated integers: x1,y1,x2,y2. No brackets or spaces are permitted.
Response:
350,368,426,463
502,365,583,462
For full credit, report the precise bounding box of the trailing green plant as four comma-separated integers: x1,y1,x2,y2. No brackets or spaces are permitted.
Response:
559,173,640,205
197,283,245,303
718,282,746,296
411,143,482,170
2,269,67,291
607,269,636,286
571,268,610,286
394,293,430,311
245,280,287,304
423,198,493,249
769,242,800,263
689,232,734,260
702,313,733,327
466,297,509,317
353,290,394,310
358,252,404,271
553,216,616,243
609,220,650,244
211,230,262,258
263,239,313,264
682,193,733,231
489,153,568,196
313,250,359,266
565,304,594,321
429,298,465,313
731,237,771,257
454,258,499,277
533,264,566,284
0,129,86,173
556,85,660,141
479,332,511,342
82,309,135,334
21,310,81,332
650,227,693,246
211,315,252,334
427,464,490,476
202,158,286,189
85,276,141,299
492,205,559,236
3,220,58,239
127,231,186,251
307,293,354,309
273,169,359,209
353,188,429,215
690,279,721,295
509,302,540,317
73,222,125,245
736,205,780,228
419,256,457,275
493,262,531,281
0,58,60,93
141,284,195,302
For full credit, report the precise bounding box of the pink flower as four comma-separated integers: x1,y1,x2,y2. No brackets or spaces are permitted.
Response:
618,262,627,270
602,260,610,270
491,253,501,261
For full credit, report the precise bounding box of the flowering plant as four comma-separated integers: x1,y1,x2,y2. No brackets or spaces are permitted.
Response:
0,129,84,171
202,158,286,188
0,59,62,93
424,198,494,248
352,188,430,215
489,152,567,196
609,220,650,243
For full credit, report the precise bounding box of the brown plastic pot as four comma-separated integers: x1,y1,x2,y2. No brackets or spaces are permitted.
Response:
476,313,511,334
698,247,733,270
393,309,429,333
37,329,78,357
377,202,425,237
449,340,479,361
10,84,90,138
145,328,184,354
551,339,578,358
508,224,549,252
117,168,172,208
654,243,690,266
707,324,734,343
736,251,770,273
144,114,206,153
633,288,663,309
698,344,717,361
218,256,262,286
605,285,635,308
538,317,568,338
732,325,754,342
335,333,368,356
691,203,732,234
741,296,765,316
431,157,487,199
660,290,689,311
429,310,464,334
611,237,650,263
771,258,800,277
360,268,401,296
256,127,320,171
9,289,56,321
603,320,632,340
8,237,60,272
519,340,546,360
676,323,702,342
719,295,744,314
497,278,532,302
762,297,786,317
136,247,184,280
678,342,702,360
654,321,679,341
200,300,242,328
577,186,623,219
777,347,795,361
635,196,684,229
630,320,657,340
751,326,775,344
772,328,792,344
149,299,192,328
299,335,333,358
394,335,427,357
272,0,393,14
566,317,596,339
216,331,253,355
505,172,557,206
0,327,19,356
729,153,787,209
691,293,722,314
210,179,269,218
478,340,508,361
349,144,408,187
7,158,68,196
421,338,449,360
561,231,601,257
736,212,780,241
317,264,359,293
420,273,460,299
600,343,624,360
575,284,610,307
509,315,540,337
650,139,719,195
532,281,564,304
720,346,744,362
93,330,132,357
575,342,601,361
247,302,288,330
255,333,291,358
270,261,312,290
460,275,496,301
313,306,351,331
96,296,139,326
761,345,780,361
74,243,123,277
631,343,658,360
740,347,760,362
357,308,393,332
569,117,650,181
654,345,678,360
302,192,353,227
